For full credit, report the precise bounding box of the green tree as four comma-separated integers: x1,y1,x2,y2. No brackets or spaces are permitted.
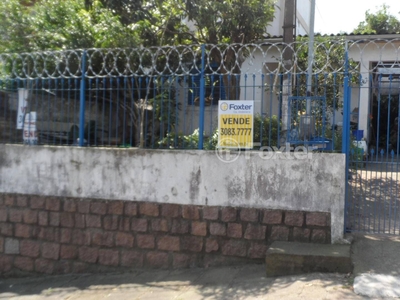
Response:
0,0,140,52
353,4,400,34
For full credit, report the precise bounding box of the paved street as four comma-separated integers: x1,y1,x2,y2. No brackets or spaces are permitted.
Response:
0,265,360,300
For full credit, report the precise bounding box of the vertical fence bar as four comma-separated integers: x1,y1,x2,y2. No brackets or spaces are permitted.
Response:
79,50,87,147
198,44,206,150
342,43,351,233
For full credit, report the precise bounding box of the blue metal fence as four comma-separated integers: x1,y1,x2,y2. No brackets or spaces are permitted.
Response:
0,42,351,151
0,40,399,156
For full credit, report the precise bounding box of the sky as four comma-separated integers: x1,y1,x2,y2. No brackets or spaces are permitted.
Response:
314,0,400,34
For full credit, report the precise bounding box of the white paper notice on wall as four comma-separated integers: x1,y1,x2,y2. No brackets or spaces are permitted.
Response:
17,88,28,129
23,112,38,145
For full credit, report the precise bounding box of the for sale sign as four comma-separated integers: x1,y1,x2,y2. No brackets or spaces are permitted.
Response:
218,100,254,149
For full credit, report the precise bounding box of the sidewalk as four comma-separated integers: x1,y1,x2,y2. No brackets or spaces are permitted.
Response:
0,264,361,300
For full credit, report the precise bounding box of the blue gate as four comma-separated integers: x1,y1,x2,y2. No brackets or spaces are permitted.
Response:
344,59,400,234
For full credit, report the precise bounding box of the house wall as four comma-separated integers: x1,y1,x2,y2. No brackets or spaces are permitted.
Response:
348,41,400,140
0,145,345,275
267,0,310,36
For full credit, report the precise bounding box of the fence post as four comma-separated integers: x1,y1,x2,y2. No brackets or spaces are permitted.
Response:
341,43,351,233
198,44,205,150
79,50,87,147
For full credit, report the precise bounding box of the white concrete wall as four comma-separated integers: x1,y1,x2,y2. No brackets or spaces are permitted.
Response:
0,145,345,243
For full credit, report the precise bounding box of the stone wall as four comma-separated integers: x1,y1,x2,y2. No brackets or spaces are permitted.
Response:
0,194,331,275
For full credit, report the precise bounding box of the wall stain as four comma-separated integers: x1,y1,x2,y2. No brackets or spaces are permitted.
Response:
189,167,201,202
227,176,244,202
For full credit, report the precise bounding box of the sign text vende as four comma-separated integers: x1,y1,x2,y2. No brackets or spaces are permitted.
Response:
218,100,254,149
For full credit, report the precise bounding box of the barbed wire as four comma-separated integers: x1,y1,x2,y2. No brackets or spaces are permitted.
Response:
0,39,399,79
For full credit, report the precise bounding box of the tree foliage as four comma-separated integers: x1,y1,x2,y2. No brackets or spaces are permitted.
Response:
353,4,400,34
0,0,140,52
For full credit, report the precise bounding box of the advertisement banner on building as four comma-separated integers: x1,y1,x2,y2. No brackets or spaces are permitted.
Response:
17,88,28,129
23,112,38,145
218,100,254,149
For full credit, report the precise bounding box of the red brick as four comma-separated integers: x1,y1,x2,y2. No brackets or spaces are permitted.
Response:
137,234,155,249
139,203,159,217
72,230,91,245
86,215,101,228
4,195,15,206
221,240,247,257
42,242,60,260
15,223,31,238
46,198,61,211
161,204,180,218
14,256,34,271
16,195,28,207
77,201,90,214
311,229,327,243
124,203,137,216
203,206,219,220
157,236,180,251
38,211,48,226
63,199,77,212
37,227,55,241
91,231,114,247
171,219,189,234
60,245,78,259
60,228,72,243
145,251,169,269
49,212,60,226
210,222,226,236
306,212,330,227
20,240,40,257
53,228,61,243
182,206,200,220
240,208,259,222
9,208,23,222
205,238,219,253
90,202,107,215
108,201,124,215
151,219,168,232
244,224,266,240
248,242,268,258
30,196,45,209
285,211,304,227
270,226,289,241
0,223,13,236
79,246,98,263
54,260,71,274
98,249,119,266
118,217,130,231
72,262,89,273
115,232,134,248
0,208,7,222
120,250,143,267
181,236,203,252
191,221,207,236
131,218,148,232
293,228,311,243
0,237,3,253
35,258,55,274
60,228,72,244
227,223,243,238
173,253,196,268
60,212,75,228
103,215,119,231
221,207,237,222
75,214,85,228
262,210,283,224
0,254,13,272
